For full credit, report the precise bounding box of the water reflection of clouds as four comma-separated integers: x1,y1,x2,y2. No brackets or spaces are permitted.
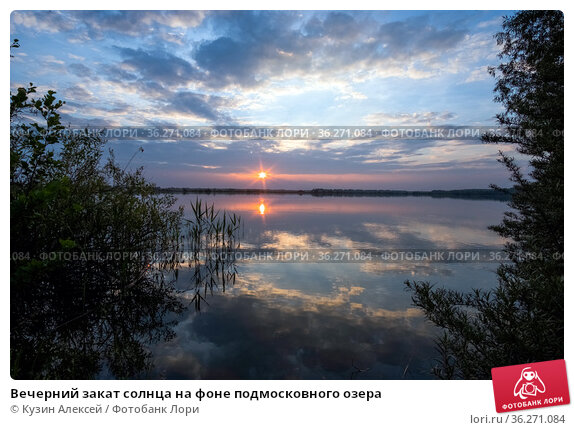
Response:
159,194,507,379
152,285,436,380
248,220,501,254
179,195,507,251
261,231,314,248
236,276,426,322
403,222,502,248
152,259,443,380
225,197,505,251
358,260,454,277
256,229,376,250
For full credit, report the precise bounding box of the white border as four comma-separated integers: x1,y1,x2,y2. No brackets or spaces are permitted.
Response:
3,2,571,428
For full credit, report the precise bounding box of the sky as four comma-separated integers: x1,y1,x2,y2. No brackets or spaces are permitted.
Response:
10,10,521,190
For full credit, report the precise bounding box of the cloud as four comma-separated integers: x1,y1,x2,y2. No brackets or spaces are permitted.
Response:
63,84,94,101
376,16,466,56
194,37,260,88
182,163,221,169
68,63,97,80
363,111,457,126
465,66,490,83
477,17,503,29
10,10,507,188
304,11,365,40
99,64,139,84
190,11,471,90
12,11,486,99
12,10,205,38
117,47,201,87
445,31,499,76
11,10,76,33
67,53,85,61
96,47,235,123
162,91,230,122
193,12,315,89
149,279,436,379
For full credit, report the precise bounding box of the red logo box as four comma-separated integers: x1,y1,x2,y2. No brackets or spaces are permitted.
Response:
491,359,570,413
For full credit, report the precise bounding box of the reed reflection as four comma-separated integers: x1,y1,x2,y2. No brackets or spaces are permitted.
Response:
11,198,242,379
179,198,241,311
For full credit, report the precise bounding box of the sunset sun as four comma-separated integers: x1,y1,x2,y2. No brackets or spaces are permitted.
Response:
258,171,267,179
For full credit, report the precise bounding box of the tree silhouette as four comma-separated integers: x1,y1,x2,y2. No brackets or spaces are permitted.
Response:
406,11,563,379
10,43,241,378
10,65,184,378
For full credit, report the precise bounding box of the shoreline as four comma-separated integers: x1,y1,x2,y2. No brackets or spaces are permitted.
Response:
155,187,513,201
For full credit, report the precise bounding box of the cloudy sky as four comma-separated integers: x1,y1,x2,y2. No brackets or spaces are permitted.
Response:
10,10,519,189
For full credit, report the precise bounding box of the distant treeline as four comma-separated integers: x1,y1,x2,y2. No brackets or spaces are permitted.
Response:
155,187,514,201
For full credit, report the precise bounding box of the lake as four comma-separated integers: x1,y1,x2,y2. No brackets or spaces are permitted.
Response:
145,193,507,379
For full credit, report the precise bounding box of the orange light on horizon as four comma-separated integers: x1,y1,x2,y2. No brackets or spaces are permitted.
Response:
258,171,267,179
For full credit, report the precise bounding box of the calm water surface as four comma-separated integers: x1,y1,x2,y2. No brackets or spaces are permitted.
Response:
149,194,507,379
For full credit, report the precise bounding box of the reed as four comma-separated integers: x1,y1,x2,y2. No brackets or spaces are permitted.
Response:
180,198,241,310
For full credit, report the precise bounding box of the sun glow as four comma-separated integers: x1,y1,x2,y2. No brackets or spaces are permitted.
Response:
259,203,266,215
258,171,267,179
